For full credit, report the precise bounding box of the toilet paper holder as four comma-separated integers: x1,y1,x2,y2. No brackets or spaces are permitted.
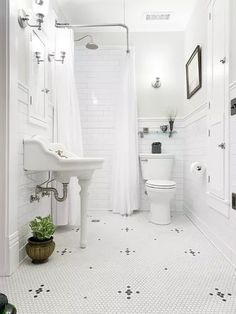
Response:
190,162,206,176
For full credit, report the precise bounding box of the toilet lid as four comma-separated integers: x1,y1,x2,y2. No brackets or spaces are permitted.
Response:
146,180,176,189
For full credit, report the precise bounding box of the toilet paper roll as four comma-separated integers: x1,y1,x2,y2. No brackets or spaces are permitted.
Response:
190,162,206,176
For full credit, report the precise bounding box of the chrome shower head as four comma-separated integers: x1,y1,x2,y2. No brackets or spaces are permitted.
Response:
86,41,98,50
75,35,98,50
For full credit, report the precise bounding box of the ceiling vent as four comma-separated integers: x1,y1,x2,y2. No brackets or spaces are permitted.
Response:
144,12,172,21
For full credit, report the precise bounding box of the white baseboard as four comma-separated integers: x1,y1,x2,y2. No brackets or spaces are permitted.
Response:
7,231,19,276
184,205,236,268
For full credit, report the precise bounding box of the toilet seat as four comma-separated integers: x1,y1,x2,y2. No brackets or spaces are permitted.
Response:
146,179,176,189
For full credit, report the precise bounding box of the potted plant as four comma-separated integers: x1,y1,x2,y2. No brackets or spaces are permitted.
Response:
26,215,55,264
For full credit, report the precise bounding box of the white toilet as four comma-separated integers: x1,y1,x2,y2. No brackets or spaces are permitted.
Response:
140,154,176,225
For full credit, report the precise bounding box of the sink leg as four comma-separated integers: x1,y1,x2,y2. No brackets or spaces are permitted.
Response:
79,179,90,249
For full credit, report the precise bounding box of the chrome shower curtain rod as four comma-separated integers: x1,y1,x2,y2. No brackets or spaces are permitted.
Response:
55,21,130,53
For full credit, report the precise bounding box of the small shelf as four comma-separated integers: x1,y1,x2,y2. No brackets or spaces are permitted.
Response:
138,130,177,138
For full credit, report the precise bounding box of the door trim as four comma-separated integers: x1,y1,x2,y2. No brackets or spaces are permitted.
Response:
0,0,8,276
207,0,230,217
0,0,19,276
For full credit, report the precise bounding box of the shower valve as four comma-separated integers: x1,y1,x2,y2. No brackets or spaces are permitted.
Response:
30,194,40,203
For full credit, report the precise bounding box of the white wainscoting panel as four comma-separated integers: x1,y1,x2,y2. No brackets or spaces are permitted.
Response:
17,82,53,262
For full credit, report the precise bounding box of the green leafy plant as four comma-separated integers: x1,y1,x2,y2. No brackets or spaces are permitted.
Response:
29,215,55,241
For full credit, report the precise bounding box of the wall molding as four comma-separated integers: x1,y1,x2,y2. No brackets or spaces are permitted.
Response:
18,80,50,129
18,81,29,94
182,102,208,127
8,232,19,275
184,205,236,268
206,192,230,218
18,81,29,105
137,117,183,129
9,231,19,248
138,102,208,128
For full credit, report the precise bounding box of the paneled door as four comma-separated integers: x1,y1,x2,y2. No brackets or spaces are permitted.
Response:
208,0,229,201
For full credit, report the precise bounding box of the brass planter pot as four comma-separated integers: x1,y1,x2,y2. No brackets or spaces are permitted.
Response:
26,237,55,264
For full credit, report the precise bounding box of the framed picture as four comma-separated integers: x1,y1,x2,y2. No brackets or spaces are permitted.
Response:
186,45,202,99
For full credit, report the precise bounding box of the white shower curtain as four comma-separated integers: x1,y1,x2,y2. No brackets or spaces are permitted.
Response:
53,29,84,226
111,50,140,216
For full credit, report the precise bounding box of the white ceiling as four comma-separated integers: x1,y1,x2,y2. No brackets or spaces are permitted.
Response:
56,0,198,32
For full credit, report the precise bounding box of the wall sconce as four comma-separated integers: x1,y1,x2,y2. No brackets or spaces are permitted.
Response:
152,77,161,88
35,51,44,64
48,51,66,64
18,0,49,31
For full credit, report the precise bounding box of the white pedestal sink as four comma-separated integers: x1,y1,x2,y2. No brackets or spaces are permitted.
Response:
23,135,104,248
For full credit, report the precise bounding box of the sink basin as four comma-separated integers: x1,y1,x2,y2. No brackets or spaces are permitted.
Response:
24,135,104,249
24,135,104,182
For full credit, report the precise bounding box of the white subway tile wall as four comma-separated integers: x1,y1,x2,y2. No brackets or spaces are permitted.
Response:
183,115,208,213
75,48,120,211
17,84,53,262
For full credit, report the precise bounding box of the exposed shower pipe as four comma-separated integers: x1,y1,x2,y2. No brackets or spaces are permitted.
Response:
75,34,92,42
74,34,99,50
55,21,130,53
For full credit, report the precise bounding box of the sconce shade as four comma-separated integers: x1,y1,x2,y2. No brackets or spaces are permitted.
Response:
33,0,49,17
152,77,161,88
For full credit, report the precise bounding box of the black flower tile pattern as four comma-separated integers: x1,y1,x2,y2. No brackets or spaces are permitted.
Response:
121,227,133,232
56,248,72,256
118,286,140,300
209,289,232,302
184,249,200,256
171,228,183,233
72,227,80,233
28,285,50,298
120,248,136,256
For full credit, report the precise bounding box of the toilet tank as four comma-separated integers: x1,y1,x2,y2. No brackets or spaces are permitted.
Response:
139,154,174,180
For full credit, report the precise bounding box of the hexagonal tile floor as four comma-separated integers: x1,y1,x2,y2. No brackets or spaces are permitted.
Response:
1,212,236,313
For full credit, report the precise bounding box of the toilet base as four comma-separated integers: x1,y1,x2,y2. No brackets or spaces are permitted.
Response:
149,203,171,225
146,185,176,225
149,219,171,225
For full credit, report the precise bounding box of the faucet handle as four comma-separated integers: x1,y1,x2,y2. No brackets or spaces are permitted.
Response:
55,150,68,158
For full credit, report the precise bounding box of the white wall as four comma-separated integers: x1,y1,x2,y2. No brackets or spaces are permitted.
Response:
230,0,236,83
74,31,185,118
183,0,236,267
184,0,208,115
15,0,63,264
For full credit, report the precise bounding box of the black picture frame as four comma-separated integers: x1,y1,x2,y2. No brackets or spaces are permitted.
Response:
186,45,202,99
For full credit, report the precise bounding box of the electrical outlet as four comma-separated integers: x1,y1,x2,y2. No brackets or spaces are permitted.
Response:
232,193,236,210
